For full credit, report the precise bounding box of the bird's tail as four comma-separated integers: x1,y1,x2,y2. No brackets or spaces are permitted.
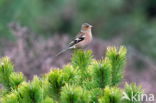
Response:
55,48,68,57
55,46,72,57
55,45,76,57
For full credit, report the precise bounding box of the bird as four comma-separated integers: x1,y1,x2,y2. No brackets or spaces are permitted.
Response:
55,23,93,56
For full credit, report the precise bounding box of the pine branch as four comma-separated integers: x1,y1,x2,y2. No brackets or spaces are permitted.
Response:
71,50,92,70
106,46,127,86
47,69,65,99
92,58,112,88
9,72,25,89
123,83,143,103
60,84,90,103
99,86,122,103
0,57,14,90
0,47,144,103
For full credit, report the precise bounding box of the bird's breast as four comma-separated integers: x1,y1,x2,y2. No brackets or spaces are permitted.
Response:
76,32,92,48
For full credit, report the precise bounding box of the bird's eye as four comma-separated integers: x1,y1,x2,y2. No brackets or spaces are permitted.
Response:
85,25,89,28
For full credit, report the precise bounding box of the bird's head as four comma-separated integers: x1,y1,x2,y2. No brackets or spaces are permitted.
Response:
81,23,93,32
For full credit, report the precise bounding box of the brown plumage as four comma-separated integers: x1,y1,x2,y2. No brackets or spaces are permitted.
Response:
56,23,93,56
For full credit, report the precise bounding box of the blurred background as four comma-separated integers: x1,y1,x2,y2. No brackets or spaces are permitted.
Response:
0,0,156,97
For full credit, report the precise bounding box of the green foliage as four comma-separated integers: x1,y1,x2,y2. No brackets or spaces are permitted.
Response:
2,78,44,103
0,57,24,94
9,72,25,89
47,69,66,99
60,84,90,103
62,65,78,84
16,82,32,102
0,57,14,89
72,50,92,70
2,82,30,103
99,87,122,103
2,91,19,103
42,97,55,103
106,46,127,86
29,76,43,103
123,83,143,103
89,88,103,103
0,46,143,103
92,58,112,88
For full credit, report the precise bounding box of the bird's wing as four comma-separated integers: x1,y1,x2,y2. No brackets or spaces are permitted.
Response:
68,32,85,48
55,32,85,57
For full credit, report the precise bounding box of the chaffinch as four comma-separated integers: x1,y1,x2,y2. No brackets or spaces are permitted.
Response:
56,23,93,56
